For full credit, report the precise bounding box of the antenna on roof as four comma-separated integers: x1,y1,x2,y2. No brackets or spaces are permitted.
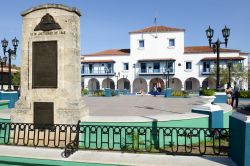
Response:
153,12,158,38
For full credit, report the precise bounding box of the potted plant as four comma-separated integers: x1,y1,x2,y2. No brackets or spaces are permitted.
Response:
200,88,216,104
12,71,20,91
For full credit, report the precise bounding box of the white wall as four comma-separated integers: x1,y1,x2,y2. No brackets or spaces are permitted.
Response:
82,30,248,91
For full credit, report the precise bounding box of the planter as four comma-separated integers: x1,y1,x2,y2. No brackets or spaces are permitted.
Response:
200,95,216,105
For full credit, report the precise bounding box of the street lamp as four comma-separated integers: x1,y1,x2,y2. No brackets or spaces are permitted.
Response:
163,67,170,89
0,56,7,90
114,72,120,90
1,37,19,91
206,26,230,91
227,60,233,86
104,67,110,88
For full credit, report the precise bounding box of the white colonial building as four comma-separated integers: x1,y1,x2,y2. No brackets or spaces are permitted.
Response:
81,25,248,93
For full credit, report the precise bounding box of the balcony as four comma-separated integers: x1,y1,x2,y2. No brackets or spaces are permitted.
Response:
138,68,174,75
82,70,115,76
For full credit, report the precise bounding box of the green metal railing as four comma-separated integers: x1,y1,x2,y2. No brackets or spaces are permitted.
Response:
0,122,229,157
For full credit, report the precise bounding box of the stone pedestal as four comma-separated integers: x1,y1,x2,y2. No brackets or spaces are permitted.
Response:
192,103,224,128
229,112,250,166
11,4,89,124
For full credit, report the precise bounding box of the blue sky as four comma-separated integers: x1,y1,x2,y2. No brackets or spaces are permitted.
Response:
0,0,249,66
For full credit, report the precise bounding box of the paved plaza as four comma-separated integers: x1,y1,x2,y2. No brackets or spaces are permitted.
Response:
84,95,232,116
0,95,236,121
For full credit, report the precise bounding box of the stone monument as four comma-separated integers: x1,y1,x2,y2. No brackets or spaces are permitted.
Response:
11,4,89,124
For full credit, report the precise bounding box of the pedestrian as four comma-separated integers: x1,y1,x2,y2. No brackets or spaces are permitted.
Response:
225,83,232,105
139,88,144,96
232,81,240,108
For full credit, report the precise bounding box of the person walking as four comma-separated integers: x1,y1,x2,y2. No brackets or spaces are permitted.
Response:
225,83,232,105
232,81,240,108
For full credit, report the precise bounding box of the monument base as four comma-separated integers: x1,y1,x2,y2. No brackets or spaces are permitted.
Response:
11,97,89,124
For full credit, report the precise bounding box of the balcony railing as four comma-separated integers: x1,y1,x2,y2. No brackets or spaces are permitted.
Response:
201,68,211,74
82,69,115,76
138,68,174,75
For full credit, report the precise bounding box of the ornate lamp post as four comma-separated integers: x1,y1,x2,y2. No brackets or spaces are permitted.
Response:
1,37,19,91
227,60,233,86
0,56,7,90
206,26,230,91
114,72,120,90
163,67,170,89
104,67,110,88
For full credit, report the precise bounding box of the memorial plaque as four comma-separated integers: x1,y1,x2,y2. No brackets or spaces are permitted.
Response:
32,41,57,88
34,102,54,125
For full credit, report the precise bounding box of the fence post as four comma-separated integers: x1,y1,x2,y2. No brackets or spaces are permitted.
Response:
229,112,250,166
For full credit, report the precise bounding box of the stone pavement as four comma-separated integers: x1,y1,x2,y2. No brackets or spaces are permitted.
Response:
1,95,233,121
0,145,237,166
84,95,211,116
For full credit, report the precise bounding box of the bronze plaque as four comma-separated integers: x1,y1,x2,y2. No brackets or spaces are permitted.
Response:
34,102,54,125
34,13,61,31
32,41,57,88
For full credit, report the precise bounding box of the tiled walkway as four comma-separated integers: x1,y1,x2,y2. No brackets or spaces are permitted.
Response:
0,145,237,166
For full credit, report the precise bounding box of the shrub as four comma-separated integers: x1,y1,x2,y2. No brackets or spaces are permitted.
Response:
93,90,104,96
82,88,88,95
12,71,20,86
239,90,250,98
171,90,189,98
183,91,190,98
111,90,116,96
172,90,184,96
200,88,215,96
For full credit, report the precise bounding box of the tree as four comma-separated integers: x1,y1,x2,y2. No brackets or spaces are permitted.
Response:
12,71,20,86
208,63,247,87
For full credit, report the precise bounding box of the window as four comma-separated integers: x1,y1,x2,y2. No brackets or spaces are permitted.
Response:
123,63,129,70
203,61,210,73
169,39,175,47
166,61,174,72
107,63,112,72
139,40,144,48
141,63,146,73
89,64,93,73
186,62,192,70
153,62,160,73
82,65,84,73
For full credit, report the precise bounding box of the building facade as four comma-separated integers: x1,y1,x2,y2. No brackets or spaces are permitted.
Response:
81,25,248,93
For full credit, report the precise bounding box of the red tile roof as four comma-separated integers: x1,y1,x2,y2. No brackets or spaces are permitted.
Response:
138,58,175,62
201,57,245,61
130,25,185,33
81,59,115,63
185,46,240,54
84,49,130,56
3,66,18,73
240,52,249,55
